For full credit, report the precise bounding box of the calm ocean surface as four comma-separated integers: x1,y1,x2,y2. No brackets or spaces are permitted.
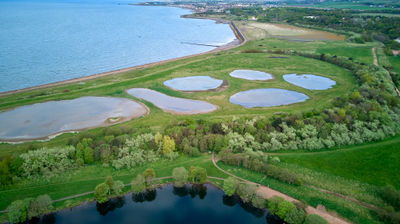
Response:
0,0,236,92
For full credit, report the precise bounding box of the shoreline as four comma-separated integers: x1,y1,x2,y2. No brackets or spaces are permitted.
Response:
0,16,246,97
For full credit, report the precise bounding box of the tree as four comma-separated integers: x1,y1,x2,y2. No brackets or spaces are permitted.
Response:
94,183,109,203
105,176,114,192
276,200,296,219
143,168,156,188
28,195,53,219
252,195,267,209
172,167,188,187
223,177,236,196
304,214,328,224
236,183,257,203
189,166,207,184
83,147,94,164
112,180,124,195
268,196,284,214
131,174,146,193
162,136,175,155
8,199,30,224
284,207,306,224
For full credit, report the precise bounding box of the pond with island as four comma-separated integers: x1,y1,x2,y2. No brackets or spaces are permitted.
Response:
0,96,147,141
230,88,309,108
164,76,224,91
126,88,217,114
31,184,282,224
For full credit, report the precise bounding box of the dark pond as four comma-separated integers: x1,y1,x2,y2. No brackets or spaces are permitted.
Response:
32,184,282,224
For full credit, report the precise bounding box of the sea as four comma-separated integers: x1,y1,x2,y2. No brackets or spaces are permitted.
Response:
0,0,236,92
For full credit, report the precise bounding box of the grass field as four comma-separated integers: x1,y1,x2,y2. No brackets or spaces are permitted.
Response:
278,136,400,188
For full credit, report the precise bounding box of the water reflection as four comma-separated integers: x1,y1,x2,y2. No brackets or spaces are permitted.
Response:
33,184,281,224
164,76,223,91
172,184,207,199
132,190,157,203
96,197,125,216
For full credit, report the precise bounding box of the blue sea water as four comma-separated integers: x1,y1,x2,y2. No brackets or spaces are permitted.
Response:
0,0,236,92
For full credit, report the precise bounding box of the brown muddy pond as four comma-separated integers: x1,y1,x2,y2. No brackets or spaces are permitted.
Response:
0,97,148,141
126,88,217,114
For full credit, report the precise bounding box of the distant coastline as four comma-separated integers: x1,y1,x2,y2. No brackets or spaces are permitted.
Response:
0,4,244,96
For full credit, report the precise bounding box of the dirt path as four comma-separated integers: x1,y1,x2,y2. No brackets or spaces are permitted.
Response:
372,47,378,66
212,153,351,224
372,47,400,96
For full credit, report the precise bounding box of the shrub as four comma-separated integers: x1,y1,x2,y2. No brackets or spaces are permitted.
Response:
268,196,284,214
236,183,257,203
223,177,237,196
131,174,146,193
276,200,296,219
143,168,156,188
162,136,175,155
20,146,76,177
94,183,109,204
252,194,267,209
304,214,328,224
28,195,53,219
105,176,114,190
189,166,207,184
112,180,124,195
172,167,188,187
8,199,30,224
284,207,306,224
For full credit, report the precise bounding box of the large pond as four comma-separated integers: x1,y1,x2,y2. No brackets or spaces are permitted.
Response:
283,74,336,90
230,70,274,81
0,96,147,141
126,88,217,114
230,88,309,108
33,184,282,224
164,76,224,91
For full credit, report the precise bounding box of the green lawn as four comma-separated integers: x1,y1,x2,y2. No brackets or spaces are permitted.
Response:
0,154,226,210
279,136,400,188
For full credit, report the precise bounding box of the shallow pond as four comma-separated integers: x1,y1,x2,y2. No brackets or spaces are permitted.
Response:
283,74,336,90
33,184,282,224
126,88,217,114
230,88,309,108
230,70,273,81
164,76,224,91
0,96,147,141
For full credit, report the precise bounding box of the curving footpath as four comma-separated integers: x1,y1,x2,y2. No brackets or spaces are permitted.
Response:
211,153,351,224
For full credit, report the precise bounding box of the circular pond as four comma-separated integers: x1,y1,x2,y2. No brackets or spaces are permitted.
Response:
126,88,217,114
283,74,336,90
230,88,309,108
229,70,273,81
164,76,224,91
32,184,282,224
0,96,148,141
